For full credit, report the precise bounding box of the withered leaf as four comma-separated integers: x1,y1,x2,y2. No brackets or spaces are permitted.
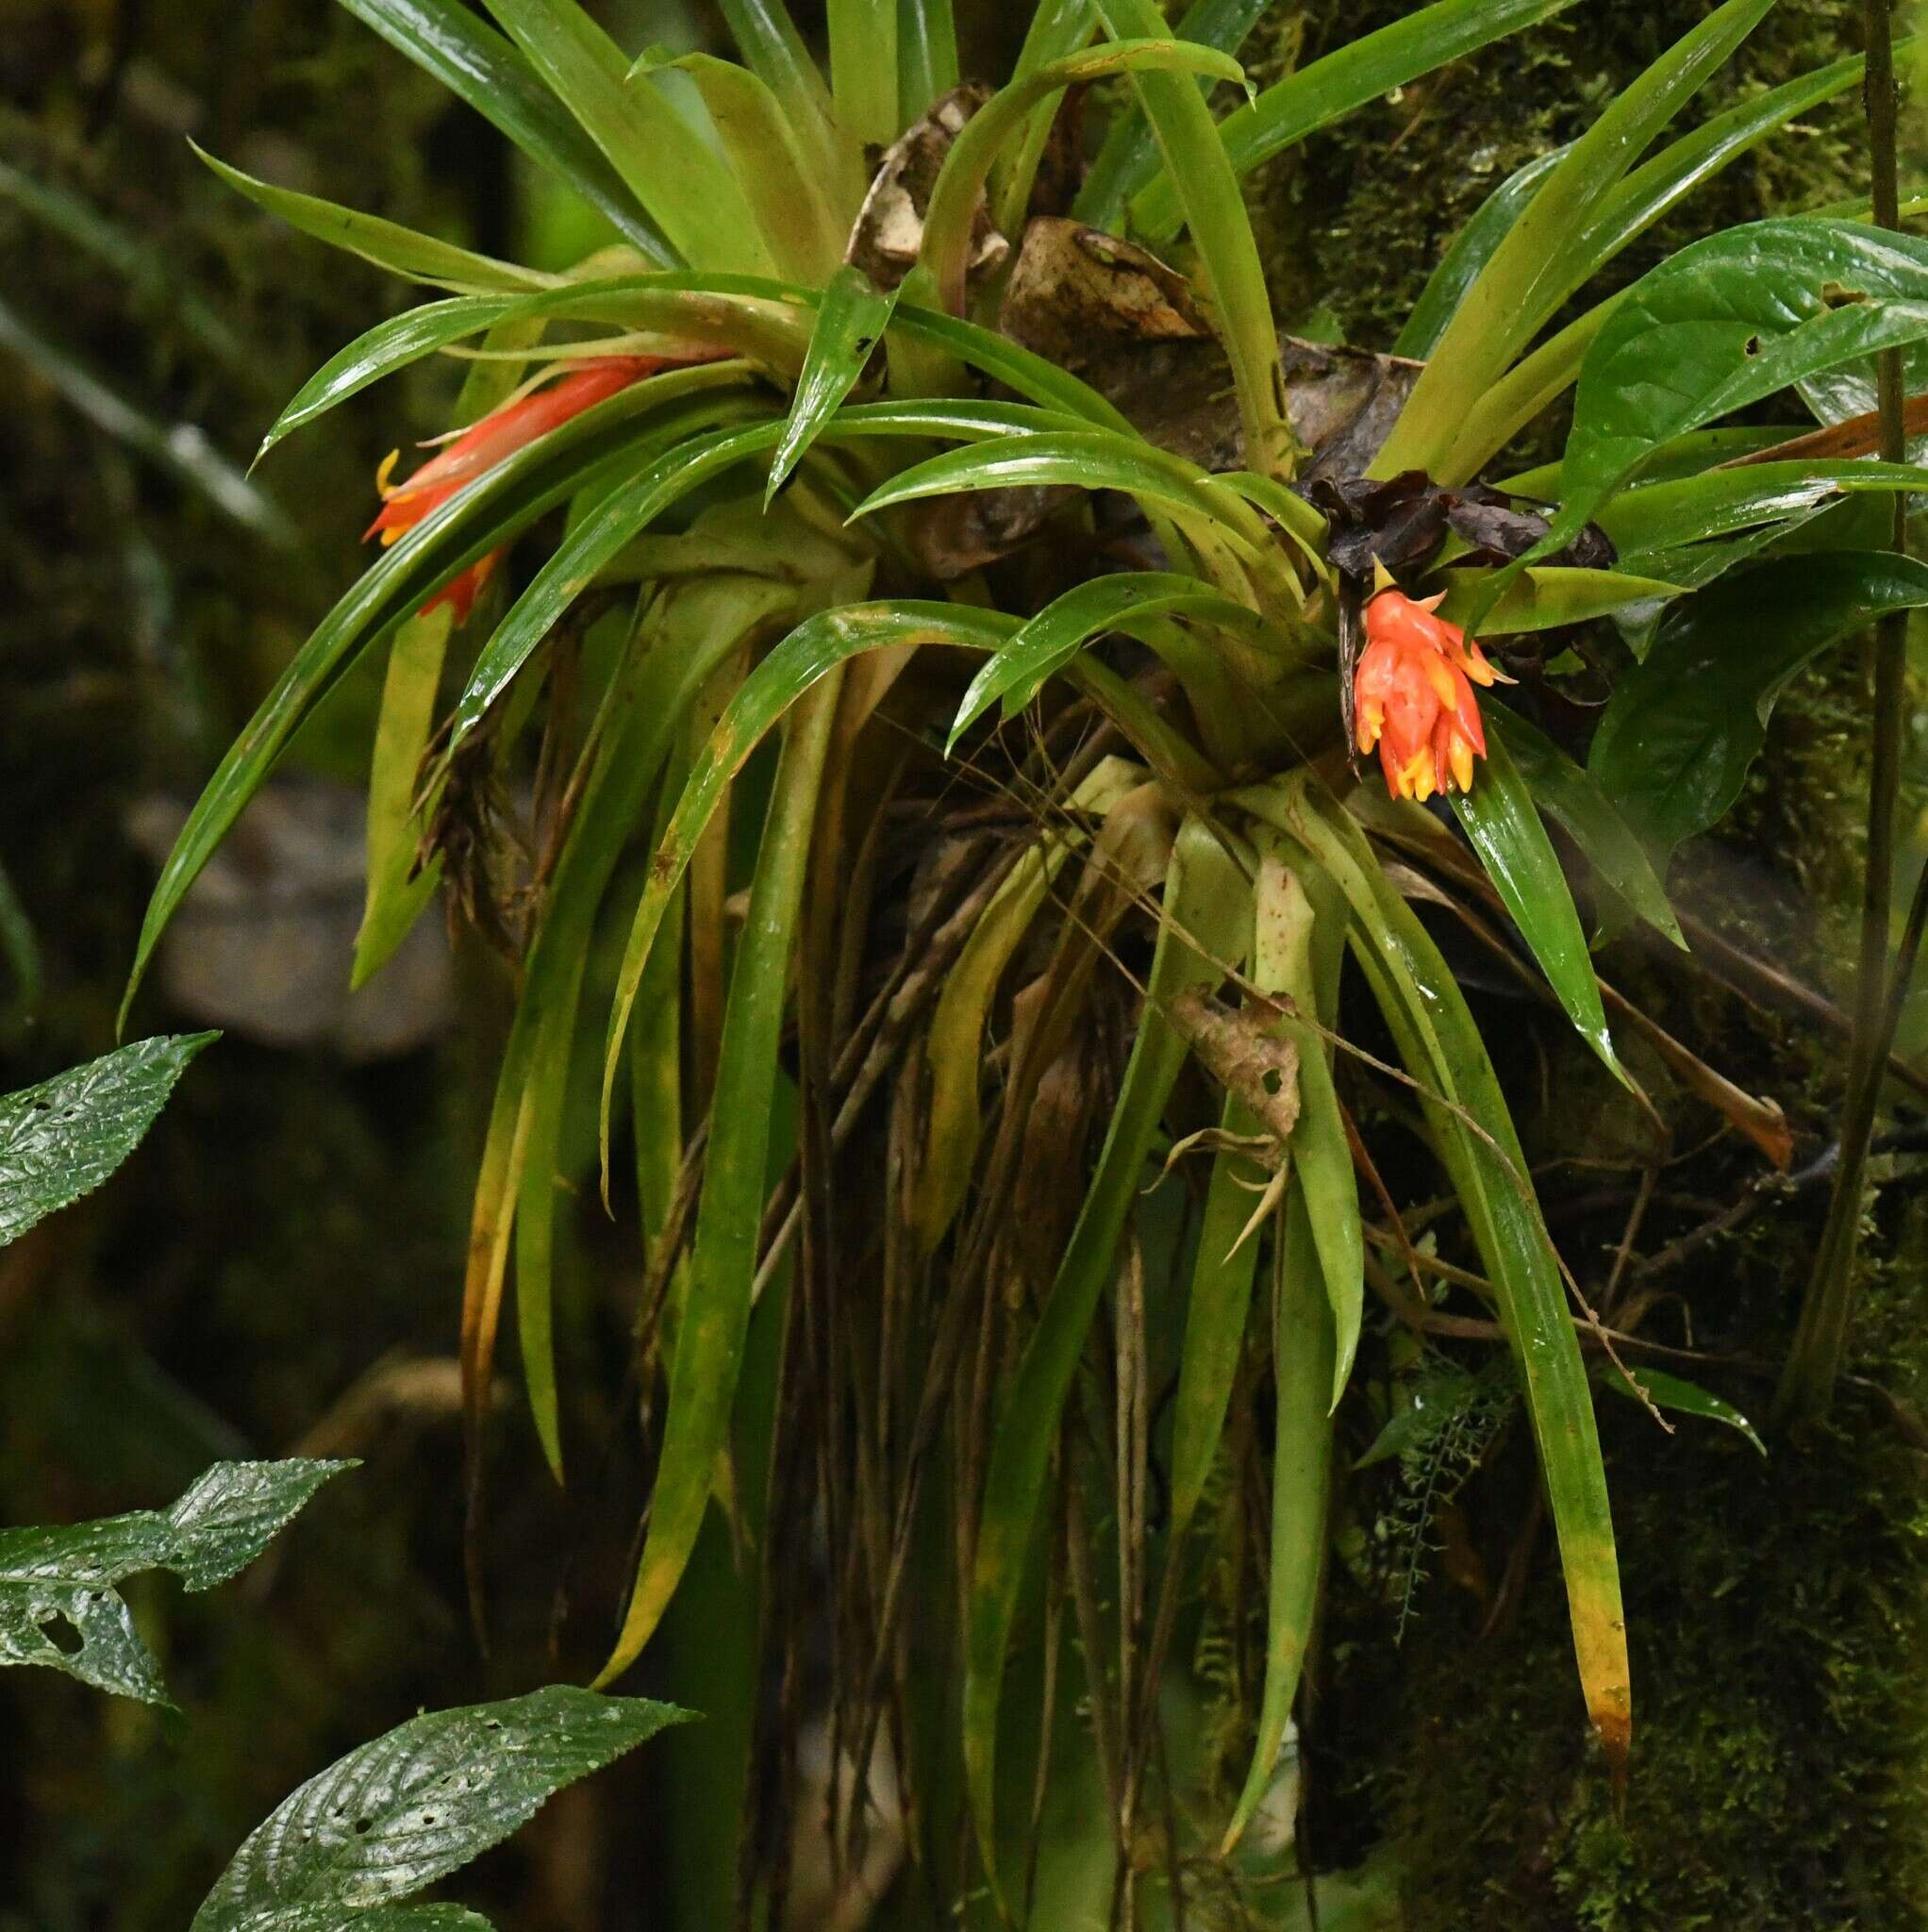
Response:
1166,990,1300,1145
847,84,1007,292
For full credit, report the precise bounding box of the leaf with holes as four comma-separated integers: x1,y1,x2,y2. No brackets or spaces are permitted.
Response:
0,1459,353,1703
191,1686,690,1932
0,1033,216,1249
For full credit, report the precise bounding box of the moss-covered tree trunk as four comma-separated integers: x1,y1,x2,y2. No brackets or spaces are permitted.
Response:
1239,6,1928,1924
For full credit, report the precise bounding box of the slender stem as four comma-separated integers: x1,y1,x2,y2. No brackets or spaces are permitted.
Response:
1777,0,1908,1424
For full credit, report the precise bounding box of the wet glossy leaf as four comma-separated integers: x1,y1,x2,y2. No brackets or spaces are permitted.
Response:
767,266,899,504
1588,552,1928,854
1545,219,1928,555
1451,729,1622,1079
948,569,1258,746
335,0,673,262
0,1459,353,1703
1606,1364,1767,1457
191,1686,689,1930
1484,708,1682,946
0,1033,216,1248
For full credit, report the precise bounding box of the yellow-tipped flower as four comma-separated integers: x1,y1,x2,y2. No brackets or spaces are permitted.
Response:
1353,588,1509,802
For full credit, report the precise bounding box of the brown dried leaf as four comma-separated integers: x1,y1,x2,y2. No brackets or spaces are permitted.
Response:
1165,989,1300,1144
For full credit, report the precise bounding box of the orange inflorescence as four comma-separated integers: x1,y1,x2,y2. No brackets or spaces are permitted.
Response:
365,356,664,624
1353,587,1509,802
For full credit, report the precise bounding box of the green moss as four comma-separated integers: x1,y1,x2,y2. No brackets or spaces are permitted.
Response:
1244,3,1863,351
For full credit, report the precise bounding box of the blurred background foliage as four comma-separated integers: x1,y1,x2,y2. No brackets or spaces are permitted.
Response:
5,3,1928,1928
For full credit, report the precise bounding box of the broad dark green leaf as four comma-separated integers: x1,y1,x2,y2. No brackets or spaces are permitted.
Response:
334,0,676,261
0,1034,216,1248
767,265,898,504
191,1687,690,1931
1450,731,1621,1076
1588,552,1928,854
1485,708,1682,946
0,1459,353,1703
1542,220,1928,556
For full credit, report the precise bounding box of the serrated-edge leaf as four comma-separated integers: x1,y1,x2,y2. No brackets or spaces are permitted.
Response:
191,1687,690,1930
0,1033,217,1247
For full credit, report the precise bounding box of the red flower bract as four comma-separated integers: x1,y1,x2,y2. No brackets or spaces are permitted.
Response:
365,356,664,624
1353,587,1507,801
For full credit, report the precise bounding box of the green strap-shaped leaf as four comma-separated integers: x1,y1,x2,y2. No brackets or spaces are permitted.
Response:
123,375,742,1028
1395,146,1569,359
1435,566,1682,635
768,266,899,504
1098,0,1288,478
334,0,677,262
1483,708,1682,948
1450,726,1623,1080
353,608,452,991
1,1460,353,1703
1599,458,1928,562
463,572,806,1473
948,570,1259,748
191,1686,689,1930
1131,0,1575,241
964,816,1252,1908
827,0,898,146
1605,1364,1766,1458
897,0,960,121
0,1033,216,1247
193,144,557,294
1376,0,1774,479
594,663,848,1686
448,397,1106,747
1222,1185,1334,1853
482,0,773,275
1242,775,1631,1777
1588,552,1928,856
1075,0,1271,231
640,52,845,283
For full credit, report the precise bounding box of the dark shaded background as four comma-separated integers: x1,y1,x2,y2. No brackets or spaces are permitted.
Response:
6,4,1927,1929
